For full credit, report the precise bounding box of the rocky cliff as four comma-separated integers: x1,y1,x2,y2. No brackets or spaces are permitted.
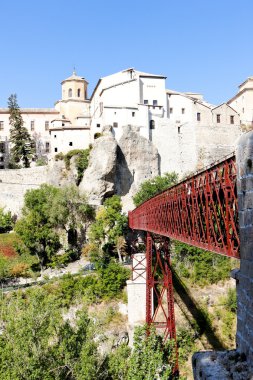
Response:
0,125,159,215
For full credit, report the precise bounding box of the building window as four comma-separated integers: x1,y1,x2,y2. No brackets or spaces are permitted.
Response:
31,121,35,131
96,123,100,128
242,108,244,113
197,113,201,121
178,127,181,134
132,112,135,117
69,142,73,146
230,115,234,124
150,120,155,129
45,142,50,153
144,100,148,105
55,147,58,152
0,143,5,153
45,121,49,131
54,135,57,138
68,88,72,97
181,108,185,114
217,114,221,123
113,122,118,128
169,108,173,114
0,121,3,130
0,157,4,162
153,100,158,106
62,123,65,126
77,88,81,97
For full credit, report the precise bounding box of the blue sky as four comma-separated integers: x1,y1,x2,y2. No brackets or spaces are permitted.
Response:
0,0,252,107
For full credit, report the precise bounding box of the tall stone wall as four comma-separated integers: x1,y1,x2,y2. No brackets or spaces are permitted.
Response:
0,166,48,215
235,131,253,363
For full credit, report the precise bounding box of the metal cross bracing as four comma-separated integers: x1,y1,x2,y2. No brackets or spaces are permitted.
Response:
129,154,240,376
129,154,240,259
146,233,178,373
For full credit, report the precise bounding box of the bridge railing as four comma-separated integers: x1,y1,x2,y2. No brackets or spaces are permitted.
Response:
129,154,239,259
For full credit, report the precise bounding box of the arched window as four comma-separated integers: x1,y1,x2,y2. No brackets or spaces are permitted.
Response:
68,88,72,97
77,88,81,97
150,120,155,129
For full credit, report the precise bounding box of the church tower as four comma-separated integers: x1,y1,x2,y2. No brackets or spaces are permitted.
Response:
61,70,88,101
54,70,90,126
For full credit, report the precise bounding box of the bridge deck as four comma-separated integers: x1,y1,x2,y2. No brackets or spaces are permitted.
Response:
129,154,239,259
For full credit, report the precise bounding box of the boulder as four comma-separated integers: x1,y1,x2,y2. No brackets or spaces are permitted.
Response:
79,127,117,205
116,125,159,211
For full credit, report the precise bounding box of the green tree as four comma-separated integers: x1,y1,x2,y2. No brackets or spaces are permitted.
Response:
127,325,175,380
0,287,105,380
15,185,94,270
50,185,95,249
133,172,178,206
8,94,35,168
89,196,128,262
15,184,61,270
0,207,13,233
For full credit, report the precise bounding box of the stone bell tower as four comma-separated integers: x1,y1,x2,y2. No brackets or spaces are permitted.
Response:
61,69,88,101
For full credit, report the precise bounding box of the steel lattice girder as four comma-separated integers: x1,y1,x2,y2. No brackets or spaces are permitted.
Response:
146,233,178,373
129,155,239,259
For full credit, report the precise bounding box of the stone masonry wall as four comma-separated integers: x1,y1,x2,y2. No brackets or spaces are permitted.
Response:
235,130,253,364
0,166,48,215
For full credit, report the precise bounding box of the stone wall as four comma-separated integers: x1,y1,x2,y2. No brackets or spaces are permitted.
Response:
0,166,48,215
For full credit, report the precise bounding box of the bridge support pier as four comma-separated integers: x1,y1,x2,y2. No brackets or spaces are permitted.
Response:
127,252,147,346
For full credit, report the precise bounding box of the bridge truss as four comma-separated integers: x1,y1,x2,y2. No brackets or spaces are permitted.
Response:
129,154,240,374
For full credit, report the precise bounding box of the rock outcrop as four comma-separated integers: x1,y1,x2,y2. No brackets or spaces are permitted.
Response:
116,125,159,211
79,126,118,205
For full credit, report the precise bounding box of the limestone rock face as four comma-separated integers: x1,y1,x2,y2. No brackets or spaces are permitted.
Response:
47,158,77,187
116,125,159,211
79,128,118,205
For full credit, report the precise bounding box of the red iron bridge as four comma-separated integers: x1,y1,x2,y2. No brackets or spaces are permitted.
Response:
128,153,239,373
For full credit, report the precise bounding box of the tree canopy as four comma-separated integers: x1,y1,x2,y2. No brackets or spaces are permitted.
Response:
88,195,128,263
8,94,35,168
15,184,94,270
133,172,178,206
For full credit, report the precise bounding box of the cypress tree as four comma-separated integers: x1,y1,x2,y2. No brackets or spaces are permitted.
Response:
8,94,35,168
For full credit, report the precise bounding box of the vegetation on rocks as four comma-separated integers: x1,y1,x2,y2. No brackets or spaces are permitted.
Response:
87,195,128,263
133,172,178,206
55,148,91,184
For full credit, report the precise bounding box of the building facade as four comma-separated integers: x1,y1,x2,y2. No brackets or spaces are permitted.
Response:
0,68,248,175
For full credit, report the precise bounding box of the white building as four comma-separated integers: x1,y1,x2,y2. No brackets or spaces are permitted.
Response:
228,77,253,127
0,68,245,175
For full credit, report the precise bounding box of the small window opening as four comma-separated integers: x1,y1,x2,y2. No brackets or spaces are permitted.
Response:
230,115,234,124
31,121,35,131
144,100,148,105
169,108,173,114
217,114,221,123
77,88,81,97
150,120,155,129
45,121,49,130
68,88,72,97
96,124,100,128
197,112,201,121
181,108,185,114
113,122,118,128
69,142,73,146
55,147,58,152
132,112,135,117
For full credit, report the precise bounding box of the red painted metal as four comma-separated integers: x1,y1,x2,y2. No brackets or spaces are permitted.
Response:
129,154,239,259
145,234,178,372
